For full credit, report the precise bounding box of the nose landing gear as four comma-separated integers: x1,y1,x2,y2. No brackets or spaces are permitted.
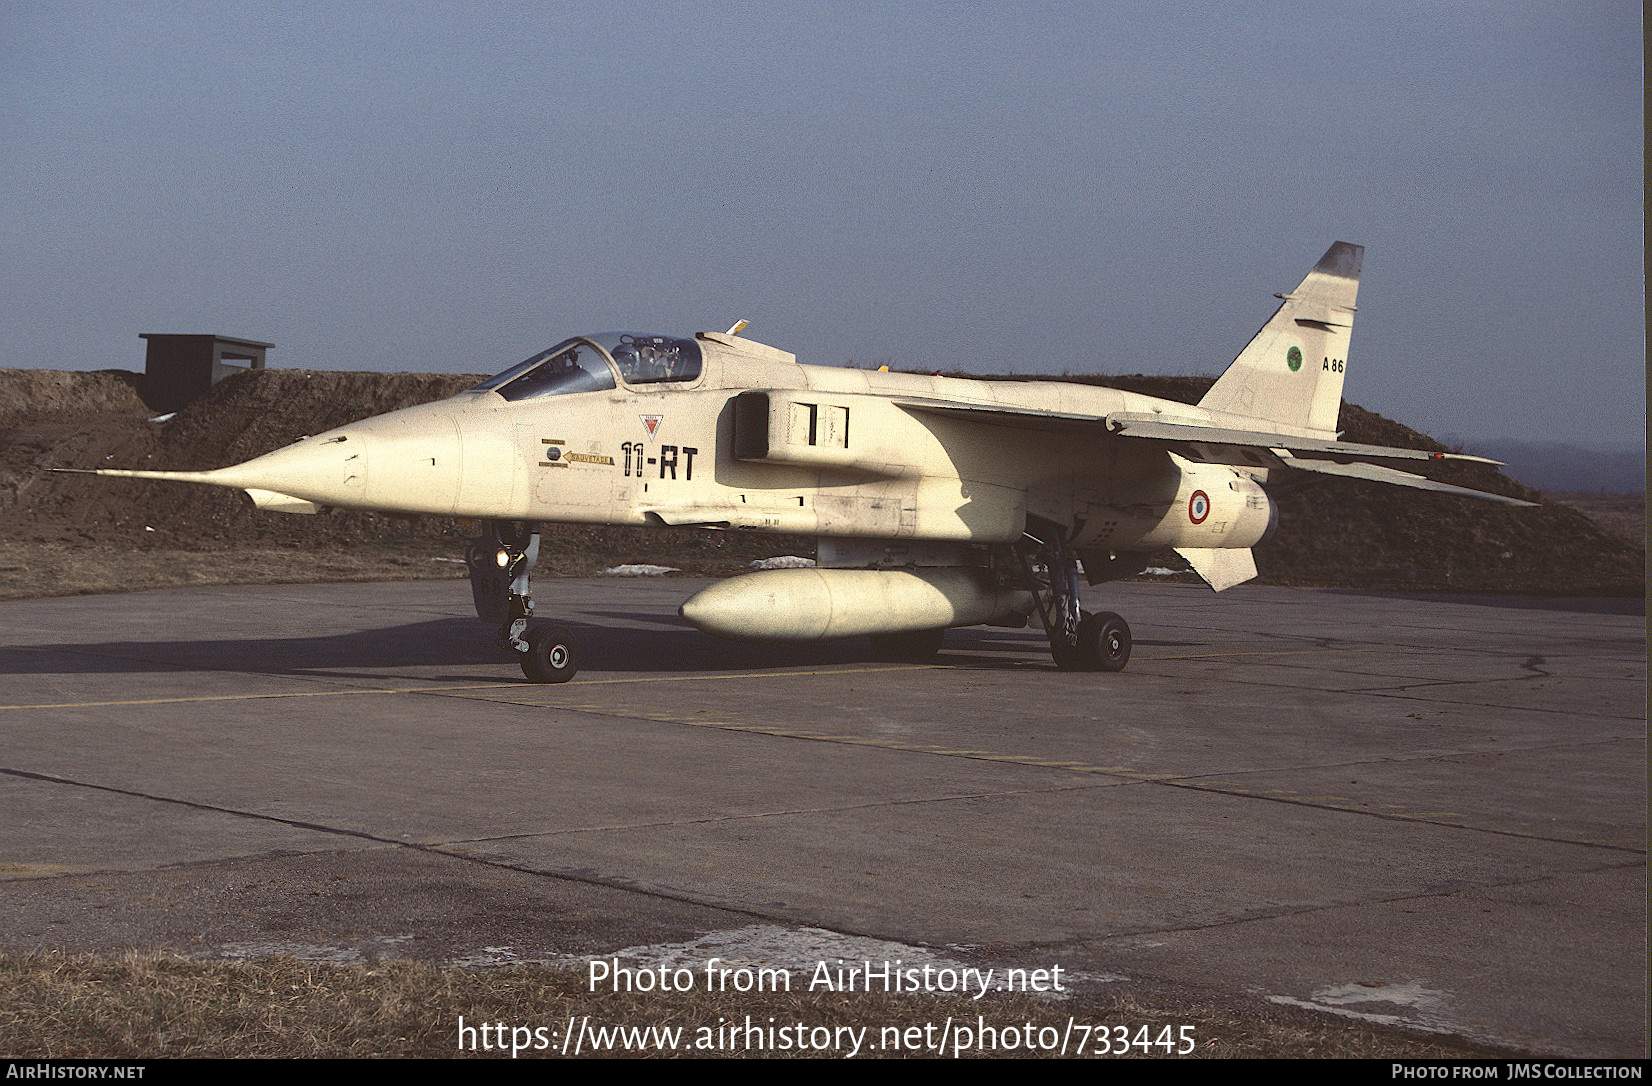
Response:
466,520,579,683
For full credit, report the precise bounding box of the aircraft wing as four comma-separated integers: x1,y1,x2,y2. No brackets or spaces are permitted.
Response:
1100,413,1503,466
893,399,1535,507
893,396,1106,432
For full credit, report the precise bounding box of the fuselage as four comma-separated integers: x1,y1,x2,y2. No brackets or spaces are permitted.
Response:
196,330,1276,554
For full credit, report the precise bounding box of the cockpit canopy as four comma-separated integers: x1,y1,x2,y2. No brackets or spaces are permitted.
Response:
471,332,702,402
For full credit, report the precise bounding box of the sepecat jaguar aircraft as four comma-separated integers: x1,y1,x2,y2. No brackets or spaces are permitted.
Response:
82,242,1530,682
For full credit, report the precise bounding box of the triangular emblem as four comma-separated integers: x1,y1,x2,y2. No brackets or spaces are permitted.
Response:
640,415,663,439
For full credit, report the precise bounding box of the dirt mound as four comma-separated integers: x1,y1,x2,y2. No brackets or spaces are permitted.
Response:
0,370,155,422
3,369,482,550
0,367,1641,595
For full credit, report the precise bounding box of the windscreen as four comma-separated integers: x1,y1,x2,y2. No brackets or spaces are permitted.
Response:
470,331,703,400
469,339,617,401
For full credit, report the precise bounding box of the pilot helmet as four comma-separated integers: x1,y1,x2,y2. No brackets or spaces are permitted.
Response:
611,340,641,371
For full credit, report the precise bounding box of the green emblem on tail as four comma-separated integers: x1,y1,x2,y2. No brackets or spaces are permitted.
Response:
1286,346,1302,372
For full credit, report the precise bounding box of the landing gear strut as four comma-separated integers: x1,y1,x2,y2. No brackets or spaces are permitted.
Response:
466,520,579,683
1017,528,1132,672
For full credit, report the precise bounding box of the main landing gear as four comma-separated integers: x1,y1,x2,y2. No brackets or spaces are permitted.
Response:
1016,529,1132,673
466,520,579,683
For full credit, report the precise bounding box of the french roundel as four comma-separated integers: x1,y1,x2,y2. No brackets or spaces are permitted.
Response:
1188,490,1210,524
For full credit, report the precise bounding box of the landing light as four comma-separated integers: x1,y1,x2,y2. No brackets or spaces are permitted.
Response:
496,550,510,568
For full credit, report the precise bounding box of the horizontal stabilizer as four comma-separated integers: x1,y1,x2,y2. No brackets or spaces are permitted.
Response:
1273,456,1536,506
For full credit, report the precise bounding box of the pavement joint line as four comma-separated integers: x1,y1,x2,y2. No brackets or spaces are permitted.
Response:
9,672,1636,853
1086,857,1650,944
0,646,1477,714
1334,687,1650,723
1153,779,1647,855
0,758,1117,864
8,771,1640,934
452,699,1648,855
430,695,1187,781
0,665,937,711
0,683,524,712
1141,734,1646,782
6,631,1639,851
0,765,404,849
436,779,1118,844
1127,673,1649,724
1146,646,1391,661
0,767,959,942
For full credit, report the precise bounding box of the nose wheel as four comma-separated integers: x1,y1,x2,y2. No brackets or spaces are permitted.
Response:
519,624,579,683
467,520,581,683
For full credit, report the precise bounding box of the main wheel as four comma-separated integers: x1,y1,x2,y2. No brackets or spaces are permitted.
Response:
1050,608,1089,671
867,628,946,661
1077,611,1131,672
1051,633,1087,671
519,624,578,683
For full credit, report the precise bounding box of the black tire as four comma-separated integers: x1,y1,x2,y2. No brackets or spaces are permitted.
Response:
1050,631,1090,664
1077,611,1131,672
867,628,946,661
1050,610,1088,671
519,624,578,683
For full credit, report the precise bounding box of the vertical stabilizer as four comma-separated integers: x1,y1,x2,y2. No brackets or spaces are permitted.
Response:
1199,242,1362,435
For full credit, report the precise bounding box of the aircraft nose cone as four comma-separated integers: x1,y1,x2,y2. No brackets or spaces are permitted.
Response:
354,412,462,514
206,431,372,510
208,408,463,516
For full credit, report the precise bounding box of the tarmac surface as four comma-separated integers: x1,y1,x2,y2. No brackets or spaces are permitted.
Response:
0,577,1644,1056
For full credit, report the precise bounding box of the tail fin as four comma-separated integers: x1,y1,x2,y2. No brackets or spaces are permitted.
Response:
1199,241,1363,435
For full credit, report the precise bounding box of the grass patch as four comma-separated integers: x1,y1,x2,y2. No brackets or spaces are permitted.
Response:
0,951,1532,1059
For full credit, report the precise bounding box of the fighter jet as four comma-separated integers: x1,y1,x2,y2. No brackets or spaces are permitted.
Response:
82,242,1530,682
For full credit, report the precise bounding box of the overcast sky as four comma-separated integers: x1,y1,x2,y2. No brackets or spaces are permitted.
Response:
1,2,1642,450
